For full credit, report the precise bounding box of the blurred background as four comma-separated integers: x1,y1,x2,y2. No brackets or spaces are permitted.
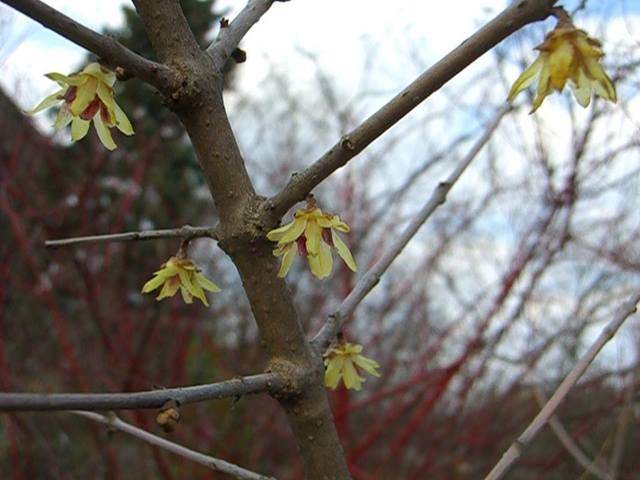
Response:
1,0,639,478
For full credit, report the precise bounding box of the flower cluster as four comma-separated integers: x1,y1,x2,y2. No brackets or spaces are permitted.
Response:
508,22,616,112
324,342,380,391
267,206,357,279
142,256,221,306
28,62,134,150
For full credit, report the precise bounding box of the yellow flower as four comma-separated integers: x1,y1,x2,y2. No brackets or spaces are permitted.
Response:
142,256,221,306
28,62,134,150
324,342,380,391
267,207,357,279
508,23,616,112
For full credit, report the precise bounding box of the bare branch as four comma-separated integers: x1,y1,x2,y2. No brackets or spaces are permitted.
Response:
0,373,282,412
208,0,281,69
45,225,219,249
266,0,558,219
72,411,276,480
0,0,178,90
532,386,614,480
312,106,511,350
484,292,640,480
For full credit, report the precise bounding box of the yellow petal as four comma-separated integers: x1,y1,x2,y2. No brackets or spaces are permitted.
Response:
332,231,357,272
71,117,90,141
353,354,381,377
96,81,117,126
157,278,180,300
141,274,166,293
324,356,344,389
305,220,322,256
569,69,592,107
94,114,117,150
27,89,65,115
82,62,116,87
507,57,543,103
180,285,194,304
45,72,83,87
70,78,98,116
547,41,573,91
531,59,552,112
113,101,134,135
342,359,364,391
196,273,221,293
277,243,297,278
53,107,73,130
267,217,307,243
308,241,333,279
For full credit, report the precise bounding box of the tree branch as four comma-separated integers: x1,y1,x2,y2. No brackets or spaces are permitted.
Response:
266,0,558,219
72,411,276,480
0,0,178,90
207,0,280,69
312,106,511,350
0,373,281,412
484,292,640,480
532,386,614,480
45,225,219,249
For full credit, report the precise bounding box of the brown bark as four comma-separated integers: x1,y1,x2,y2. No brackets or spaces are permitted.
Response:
132,1,351,478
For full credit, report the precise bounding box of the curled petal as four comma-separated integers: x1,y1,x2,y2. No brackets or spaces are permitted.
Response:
267,217,307,243
196,273,221,293
332,231,357,272
275,242,297,278
507,57,543,103
94,113,117,150
27,89,65,115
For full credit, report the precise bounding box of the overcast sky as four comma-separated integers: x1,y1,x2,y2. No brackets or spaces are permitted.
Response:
1,0,638,112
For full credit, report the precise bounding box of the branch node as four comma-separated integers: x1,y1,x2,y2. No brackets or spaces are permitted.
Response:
340,135,355,152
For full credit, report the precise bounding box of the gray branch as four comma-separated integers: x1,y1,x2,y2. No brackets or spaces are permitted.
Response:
72,411,276,480
266,0,558,219
484,292,640,480
0,0,178,90
45,225,219,248
312,106,511,351
0,373,281,412
208,0,281,69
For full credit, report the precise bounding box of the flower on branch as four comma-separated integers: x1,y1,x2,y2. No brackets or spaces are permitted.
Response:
28,62,134,150
324,341,381,391
507,20,616,112
267,205,357,279
142,256,221,306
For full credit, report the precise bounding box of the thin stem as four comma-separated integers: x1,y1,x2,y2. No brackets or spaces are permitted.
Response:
208,0,280,69
532,386,613,480
0,373,282,412
312,106,511,350
0,0,177,90
266,0,558,219
72,411,276,480
45,225,219,248
484,292,640,480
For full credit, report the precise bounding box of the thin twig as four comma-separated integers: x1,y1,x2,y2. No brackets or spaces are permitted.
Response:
0,0,177,90
532,386,614,480
266,0,558,219
484,292,640,480
72,411,276,480
208,0,281,69
45,225,219,248
311,106,511,350
0,373,282,412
